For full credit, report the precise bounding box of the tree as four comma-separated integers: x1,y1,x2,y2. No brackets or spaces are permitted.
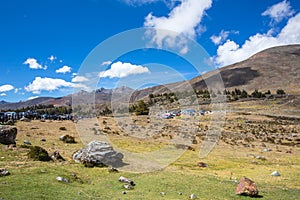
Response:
134,100,149,115
240,90,248,98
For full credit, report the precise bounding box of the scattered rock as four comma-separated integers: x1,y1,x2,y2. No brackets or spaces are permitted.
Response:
178,192,183,195
262,148,272,152
24,140,32,145
119,176,135,186
59,135,76,143
255,156,266,160
190,193,197,199
0,168,10,177
20,117,31,122
73,141,124,167
160,192,166,196
123,184,134,190
235,177,259,197
0,125,17,145
41,138,46,142
197,162,208,168
56,176,69,183
50,151,65,162
270,171,281,176
108,167,118,173
122,191,126,194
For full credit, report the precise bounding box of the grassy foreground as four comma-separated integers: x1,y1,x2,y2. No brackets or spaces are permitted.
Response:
0,119,299,200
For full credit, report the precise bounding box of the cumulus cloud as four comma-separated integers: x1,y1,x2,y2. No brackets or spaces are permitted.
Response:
210,30,230,45
71,76,89,83
144,0,212,53
25,77,88,94
23,58,47,70
99,61,150,78
101,60,112,66
262,0,295,23
214,13,300,67
55,65,72,74
0,84,14,92
48,55,57,62
0,93,6,96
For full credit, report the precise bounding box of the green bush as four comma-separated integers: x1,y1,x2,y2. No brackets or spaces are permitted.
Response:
27,146,51,161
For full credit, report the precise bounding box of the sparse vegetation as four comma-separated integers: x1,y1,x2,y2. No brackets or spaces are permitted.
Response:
27,146,51,161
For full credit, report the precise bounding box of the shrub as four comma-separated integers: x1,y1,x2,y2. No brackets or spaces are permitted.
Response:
27,146,51,161
59,127,67,131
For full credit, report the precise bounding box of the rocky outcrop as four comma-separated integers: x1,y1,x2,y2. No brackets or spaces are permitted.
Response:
73,141,124,167
0,125,17,145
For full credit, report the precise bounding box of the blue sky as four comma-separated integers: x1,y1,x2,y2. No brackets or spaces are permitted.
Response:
0,0,299,102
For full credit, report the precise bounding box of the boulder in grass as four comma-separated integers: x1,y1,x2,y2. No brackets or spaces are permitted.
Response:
73,141,124,168
59,135,76,143
0,168,10,177
0,125,17,145
235,177,259,197
50,151,65,162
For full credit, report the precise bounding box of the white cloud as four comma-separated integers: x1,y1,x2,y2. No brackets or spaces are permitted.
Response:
72,76,89,83
101,60,112,66
123,0,179,8
25,77,88,94
99,61,150,78
210,30,230,45
0,84,14,92
0,93,6,96
262,0,295,23
27,96,39,100
214,13,300,67
23,58,47,70
56,65,72,74
48,55,57,62
144,0,212,53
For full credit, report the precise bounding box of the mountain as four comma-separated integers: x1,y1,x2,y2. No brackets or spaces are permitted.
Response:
1,44,299,110
129,44,300,101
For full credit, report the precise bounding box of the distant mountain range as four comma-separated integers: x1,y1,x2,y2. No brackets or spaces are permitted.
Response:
1,44,299,110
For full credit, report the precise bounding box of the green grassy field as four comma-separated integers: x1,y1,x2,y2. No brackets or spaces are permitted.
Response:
0,117,299,200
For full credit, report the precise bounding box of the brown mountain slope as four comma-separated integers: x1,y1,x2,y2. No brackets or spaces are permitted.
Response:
130,44,300,102
190,44,300,93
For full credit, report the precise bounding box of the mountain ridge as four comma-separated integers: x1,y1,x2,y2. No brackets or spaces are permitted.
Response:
1,44,299,110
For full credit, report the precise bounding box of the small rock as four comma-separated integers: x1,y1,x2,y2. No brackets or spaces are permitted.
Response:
255,156,266,160
190,193,197,199
20,117,31,122
197,162,208,168
262,148,272,152
41,138,46,142
119,176,135,186
56,176,69,183
160,192,166,196
50,151,65,162
122,191,126,194
235,177,258,197
0,168,10,177
271,171,281,176
178,192,183,195
24,140,31,145
108,167,118,173
123,184,134,190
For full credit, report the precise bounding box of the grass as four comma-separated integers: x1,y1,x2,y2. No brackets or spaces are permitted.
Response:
0,116,299,199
